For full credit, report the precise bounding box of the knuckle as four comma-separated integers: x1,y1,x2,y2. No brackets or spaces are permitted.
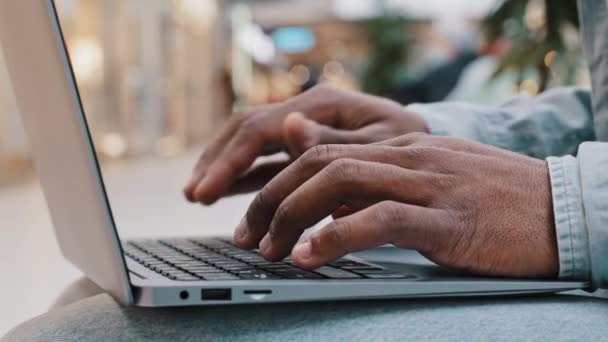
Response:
240,116,263,134
310,83,335,94
401,146,443,163
248,189,275,227
232,112,250,126
403,132,428,142
298,144,336,168
269,202,291,237
433,173,458,191
324,158,360,184
324,221,351,252
375,201,405,234
389,132,429,146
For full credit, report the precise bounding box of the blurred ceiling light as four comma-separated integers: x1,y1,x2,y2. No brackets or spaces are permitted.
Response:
156,135,184,157
100,132,128,158
238,24,276,64
544,50,557,67
524,0,546,32
271,27,316,54
289,64,311,86
384,0,500,19
69,37,103,86
178,0,218,32
561,24,581,50
323,60,345,80
519,79,539,96
333,0,380,20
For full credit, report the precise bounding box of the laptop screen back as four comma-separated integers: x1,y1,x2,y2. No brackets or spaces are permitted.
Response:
0,0,133,304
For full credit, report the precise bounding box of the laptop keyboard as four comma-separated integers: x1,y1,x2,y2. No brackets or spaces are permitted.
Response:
124,238,416,281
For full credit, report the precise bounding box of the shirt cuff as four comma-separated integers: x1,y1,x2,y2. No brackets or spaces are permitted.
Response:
407,103,465,137
546,155,591,280
577,142,608,289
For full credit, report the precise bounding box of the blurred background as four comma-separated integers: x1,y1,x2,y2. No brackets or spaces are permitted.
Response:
0,0,590,187
0,0,592,335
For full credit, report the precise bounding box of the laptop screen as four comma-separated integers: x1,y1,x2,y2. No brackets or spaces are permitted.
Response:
53,0,243,241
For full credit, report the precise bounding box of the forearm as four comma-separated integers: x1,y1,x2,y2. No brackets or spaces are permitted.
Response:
409,87,595,158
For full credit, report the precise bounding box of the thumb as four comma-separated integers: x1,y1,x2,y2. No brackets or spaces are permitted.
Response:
283,112,372,156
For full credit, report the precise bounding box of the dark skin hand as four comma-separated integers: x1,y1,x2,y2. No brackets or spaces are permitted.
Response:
183,84,428,204
185,85,559,278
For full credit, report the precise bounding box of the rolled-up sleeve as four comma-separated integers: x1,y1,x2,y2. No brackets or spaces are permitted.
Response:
408,87,595,159
546,155,591,281
578,143,608,288
548,142,608,289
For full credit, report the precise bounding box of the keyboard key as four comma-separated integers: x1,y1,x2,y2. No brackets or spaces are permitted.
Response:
257,262,293,269
172,261,208,267
360,273,416,279
221,265,256,271
191,271,225,277
236,270,282,280
183,267,223,273
331,260,383,271
314,266,362,279
173,274,202,281
191,239,230,249
180,263,214,268
153,266,179,274
239,256,267,263
201,273,240,281
166,271,195,279
212,261,247,267
272,269,324,279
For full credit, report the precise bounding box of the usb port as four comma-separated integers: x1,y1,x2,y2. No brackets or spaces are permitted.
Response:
201,288,232,301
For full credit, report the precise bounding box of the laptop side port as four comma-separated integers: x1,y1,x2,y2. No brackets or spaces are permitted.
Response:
243,290,272,295
202,288,232,300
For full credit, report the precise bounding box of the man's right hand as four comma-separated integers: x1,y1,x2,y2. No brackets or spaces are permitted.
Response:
183,84,429,205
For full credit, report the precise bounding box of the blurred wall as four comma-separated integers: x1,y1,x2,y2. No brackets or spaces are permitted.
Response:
0,47,26,159
0,0,229,167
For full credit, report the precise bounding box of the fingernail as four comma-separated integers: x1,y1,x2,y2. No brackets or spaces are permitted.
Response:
194,179,215,204
259,235,271,254
293,241,312,260
235,217,249,240
183,186,194,202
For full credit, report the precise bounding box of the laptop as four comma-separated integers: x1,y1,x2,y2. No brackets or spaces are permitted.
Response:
0,1,587,307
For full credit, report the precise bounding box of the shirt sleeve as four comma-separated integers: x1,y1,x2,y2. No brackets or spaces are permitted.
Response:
548,142,608,289
408,87,595,159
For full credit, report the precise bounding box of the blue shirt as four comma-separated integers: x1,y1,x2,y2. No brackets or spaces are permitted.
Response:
408,0,608,289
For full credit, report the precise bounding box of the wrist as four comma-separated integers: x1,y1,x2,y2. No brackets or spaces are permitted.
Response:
402,108,430,134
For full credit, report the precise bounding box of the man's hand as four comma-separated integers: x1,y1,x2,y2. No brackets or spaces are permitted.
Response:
183,84,428,204
234,133,559,278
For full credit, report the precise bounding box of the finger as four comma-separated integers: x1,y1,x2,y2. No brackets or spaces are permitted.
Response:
183,115,245,202
371,132,428,147
192,130,265,204
185,86,363,203
283,112,382,156
234,144,404,249
224,160,292,197
331,205,357,220
259,160,434,260
292,201,450,269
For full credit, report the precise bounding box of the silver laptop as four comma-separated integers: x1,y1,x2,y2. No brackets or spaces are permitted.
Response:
0,1,587,307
